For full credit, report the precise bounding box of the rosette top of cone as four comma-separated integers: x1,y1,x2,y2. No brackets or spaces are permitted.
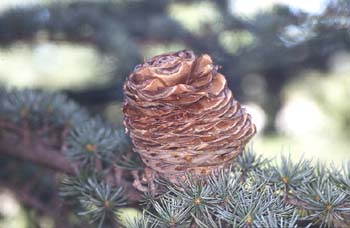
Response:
132,50,195,87
124,50,256,186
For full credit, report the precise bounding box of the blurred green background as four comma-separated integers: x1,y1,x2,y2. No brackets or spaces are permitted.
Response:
0,0,349,227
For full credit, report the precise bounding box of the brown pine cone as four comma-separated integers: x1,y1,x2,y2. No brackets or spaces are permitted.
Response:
123,50,256,186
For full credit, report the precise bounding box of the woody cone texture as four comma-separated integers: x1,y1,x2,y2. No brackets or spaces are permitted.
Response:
123,50,256,183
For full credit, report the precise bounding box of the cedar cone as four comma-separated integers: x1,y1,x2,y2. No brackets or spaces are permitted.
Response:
123,50,256,186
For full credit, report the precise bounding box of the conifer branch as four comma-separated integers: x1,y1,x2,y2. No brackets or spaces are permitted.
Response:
0,127,76,174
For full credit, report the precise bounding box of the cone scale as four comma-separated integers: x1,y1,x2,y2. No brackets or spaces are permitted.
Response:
123,50,256,188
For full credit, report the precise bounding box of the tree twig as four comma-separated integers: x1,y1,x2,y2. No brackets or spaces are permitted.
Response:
0,139,76,174
0,131,143,202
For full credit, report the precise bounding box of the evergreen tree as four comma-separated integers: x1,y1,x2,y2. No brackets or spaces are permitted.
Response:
0,0,349,227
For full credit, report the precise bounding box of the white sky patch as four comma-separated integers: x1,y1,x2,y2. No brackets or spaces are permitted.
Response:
244,103,267,134
230,0,327,16
0,190,20,217
279,0,327,13
0,0,40,12
275,96,328,137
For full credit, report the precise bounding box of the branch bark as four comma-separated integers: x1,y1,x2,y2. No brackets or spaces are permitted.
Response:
0,131,142,202
0,139,76,174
